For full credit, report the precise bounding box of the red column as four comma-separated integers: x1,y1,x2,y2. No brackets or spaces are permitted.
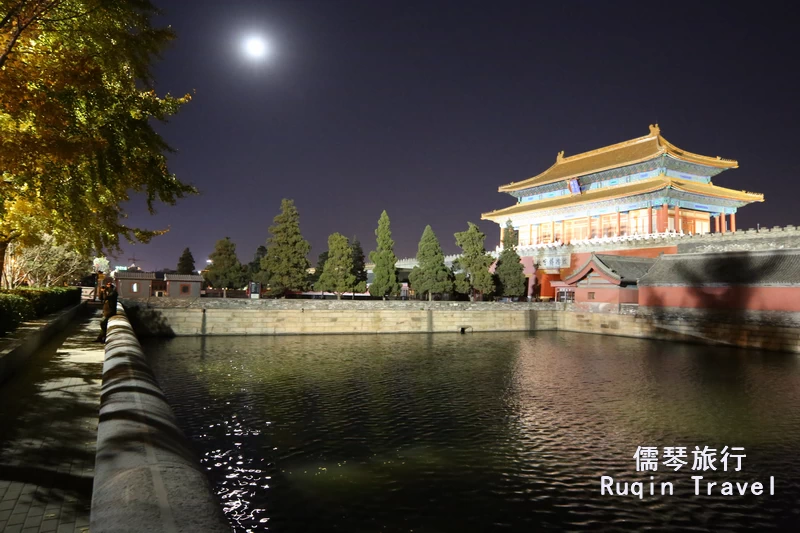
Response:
659,203,668,232
674,205,681,232
616,211,621,236
550,220,555,243
730,213,736,232
500,227,505,244
721,214,727,233
647,206,653,233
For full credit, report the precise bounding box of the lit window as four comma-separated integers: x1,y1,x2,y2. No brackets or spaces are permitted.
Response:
132,282,138,293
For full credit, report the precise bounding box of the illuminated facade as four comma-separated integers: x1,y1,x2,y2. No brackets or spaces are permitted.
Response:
482,125,763,245
481,125,765,299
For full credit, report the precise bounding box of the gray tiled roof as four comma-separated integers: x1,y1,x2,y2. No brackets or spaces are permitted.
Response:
639,249,800,287
113,271,156,280
164,274,205,282
566,254,656,286
594,254,658,284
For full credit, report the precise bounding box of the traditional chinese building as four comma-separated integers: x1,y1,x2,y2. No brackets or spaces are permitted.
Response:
556,254,657,308
481,125,764,299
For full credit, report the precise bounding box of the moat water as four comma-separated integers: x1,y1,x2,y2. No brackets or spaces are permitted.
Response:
144,331,800,532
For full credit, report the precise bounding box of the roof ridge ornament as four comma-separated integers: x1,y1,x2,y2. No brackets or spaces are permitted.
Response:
649,123,660,136
556,150,565,162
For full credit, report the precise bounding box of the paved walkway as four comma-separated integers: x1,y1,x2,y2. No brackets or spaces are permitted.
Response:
0,310,104,533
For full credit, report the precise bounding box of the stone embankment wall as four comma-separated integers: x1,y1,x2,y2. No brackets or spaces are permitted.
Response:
556,309,800,354
91,305,229,533
124,298,800,353
123,299,559,336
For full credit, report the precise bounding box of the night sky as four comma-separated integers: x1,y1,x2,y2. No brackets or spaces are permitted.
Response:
120,0,800,271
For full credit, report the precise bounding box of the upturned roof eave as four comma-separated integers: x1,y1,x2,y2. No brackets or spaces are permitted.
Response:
497,127,739,193
482,176,763,222
563,254,622,286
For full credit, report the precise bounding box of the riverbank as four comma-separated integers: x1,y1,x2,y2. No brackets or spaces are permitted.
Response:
0,311,104,533
122,299,800,354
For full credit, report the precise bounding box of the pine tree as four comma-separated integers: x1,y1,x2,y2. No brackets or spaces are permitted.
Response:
409,225,453,301
316,233,356,299
350,237,368,296
495,220,527,298
261,199,311,296
368,210,401,299
454,222,495,300
310,251,329,285
248,246,267,276
205,238,246,289
177,248,196,275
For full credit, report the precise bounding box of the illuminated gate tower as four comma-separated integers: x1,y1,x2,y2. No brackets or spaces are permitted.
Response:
481,125,764,298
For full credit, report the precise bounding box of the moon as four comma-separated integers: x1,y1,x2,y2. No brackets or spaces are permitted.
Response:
243,36,268,59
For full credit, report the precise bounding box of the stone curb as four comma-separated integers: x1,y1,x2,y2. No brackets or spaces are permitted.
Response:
0,301,86,384
89,305,230,533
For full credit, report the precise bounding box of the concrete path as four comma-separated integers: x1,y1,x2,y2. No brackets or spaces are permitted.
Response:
0,310,104,533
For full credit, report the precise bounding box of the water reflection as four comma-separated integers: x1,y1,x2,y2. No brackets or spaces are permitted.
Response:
145,332,800,531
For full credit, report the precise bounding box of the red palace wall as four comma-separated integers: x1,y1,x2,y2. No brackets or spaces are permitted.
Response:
574,287,639,305
639,286,800,312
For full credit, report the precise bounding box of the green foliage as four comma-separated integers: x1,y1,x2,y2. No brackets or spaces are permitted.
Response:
204,237,246,289
177,248,196,275
0,0,196,279
316,233,357,299
409,225,452,301
350,237,367,292
453,270,471,295
309,251,329,284
0,286,80,321
454,222,495,299
248,246,267,274
495,221,527,297
368,210,400,299
260,199,311,296
0,293,35,335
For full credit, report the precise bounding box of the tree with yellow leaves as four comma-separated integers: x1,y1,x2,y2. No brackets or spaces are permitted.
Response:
0,0,195,278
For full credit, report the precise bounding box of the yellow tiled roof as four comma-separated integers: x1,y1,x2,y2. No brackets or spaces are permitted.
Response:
498,125,739,193
669,177,764,203
481,175,763,223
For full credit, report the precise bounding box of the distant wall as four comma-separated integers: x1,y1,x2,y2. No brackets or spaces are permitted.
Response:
123,298,800,354
639,286,800,312
556,310,800,354
123,299,558,336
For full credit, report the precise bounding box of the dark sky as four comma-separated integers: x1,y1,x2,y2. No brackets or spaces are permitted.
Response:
120,0,800,271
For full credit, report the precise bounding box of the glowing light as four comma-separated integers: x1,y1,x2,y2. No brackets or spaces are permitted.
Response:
243,36,268,59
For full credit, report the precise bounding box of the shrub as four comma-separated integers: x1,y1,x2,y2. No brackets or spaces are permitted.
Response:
0,287,81,318
0,294,36,335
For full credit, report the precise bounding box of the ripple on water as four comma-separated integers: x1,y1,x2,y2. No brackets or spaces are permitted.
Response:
144,332,800,532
